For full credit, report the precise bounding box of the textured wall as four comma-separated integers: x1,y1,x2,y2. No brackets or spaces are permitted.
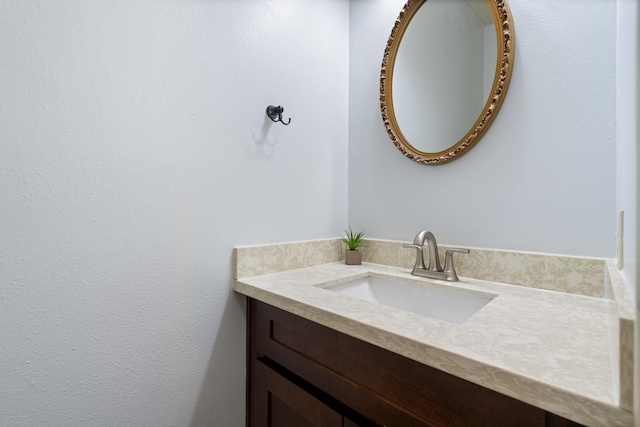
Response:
0,1,349,425
616,0,638,302
349,0,617,258
616,1,640,420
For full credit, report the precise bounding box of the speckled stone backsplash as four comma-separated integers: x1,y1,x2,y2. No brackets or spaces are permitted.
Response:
235,238,342,279
605,260,636,411
235,238,606,297
363,239,607,298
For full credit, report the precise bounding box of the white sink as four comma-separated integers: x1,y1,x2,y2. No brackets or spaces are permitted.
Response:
322,275,496,324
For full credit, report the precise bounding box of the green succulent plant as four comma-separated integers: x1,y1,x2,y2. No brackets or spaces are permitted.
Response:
340,227,365,251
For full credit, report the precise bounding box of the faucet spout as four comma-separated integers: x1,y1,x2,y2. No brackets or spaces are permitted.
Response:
410,230,441,272
423,231,441,272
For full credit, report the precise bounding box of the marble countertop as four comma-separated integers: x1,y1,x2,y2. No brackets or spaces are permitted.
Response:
234,261,632,427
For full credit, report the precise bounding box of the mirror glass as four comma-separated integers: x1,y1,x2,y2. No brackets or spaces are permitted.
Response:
380,0,515,165
394,0,496,153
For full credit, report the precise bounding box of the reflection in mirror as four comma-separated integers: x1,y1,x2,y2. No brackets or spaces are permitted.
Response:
380,0,514,165
394,0,497,153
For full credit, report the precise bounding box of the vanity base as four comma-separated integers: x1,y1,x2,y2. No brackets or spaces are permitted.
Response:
246,298,585,427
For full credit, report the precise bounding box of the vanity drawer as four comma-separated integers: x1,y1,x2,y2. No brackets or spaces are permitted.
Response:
248,299,581,427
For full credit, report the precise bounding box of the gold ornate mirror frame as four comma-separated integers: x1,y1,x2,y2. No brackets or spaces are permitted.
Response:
380,0,515,165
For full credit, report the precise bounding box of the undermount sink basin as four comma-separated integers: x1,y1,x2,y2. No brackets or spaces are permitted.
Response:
322,275,496,324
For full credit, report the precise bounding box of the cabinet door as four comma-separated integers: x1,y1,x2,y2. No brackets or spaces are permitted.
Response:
251,359,343,427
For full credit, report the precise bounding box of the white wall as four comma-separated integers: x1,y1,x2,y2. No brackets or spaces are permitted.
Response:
617,0,638,300
0,1,349,425
615,1,639,420
349,0,617,258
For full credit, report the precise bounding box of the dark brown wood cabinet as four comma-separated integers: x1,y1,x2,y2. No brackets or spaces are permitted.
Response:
246,298,584,427
252,360,344,426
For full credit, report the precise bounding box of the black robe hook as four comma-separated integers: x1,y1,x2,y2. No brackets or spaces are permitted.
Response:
266,105,291,125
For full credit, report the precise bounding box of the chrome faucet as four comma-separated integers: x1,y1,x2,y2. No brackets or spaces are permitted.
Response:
403,230,469,281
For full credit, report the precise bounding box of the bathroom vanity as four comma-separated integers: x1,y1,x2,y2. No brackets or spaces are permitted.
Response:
234,239,634,427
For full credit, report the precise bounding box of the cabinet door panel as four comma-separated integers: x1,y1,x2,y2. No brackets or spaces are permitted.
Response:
544,412,586,427
251,359,343,427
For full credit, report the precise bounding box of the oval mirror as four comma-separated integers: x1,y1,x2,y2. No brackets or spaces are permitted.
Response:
380,0,515,165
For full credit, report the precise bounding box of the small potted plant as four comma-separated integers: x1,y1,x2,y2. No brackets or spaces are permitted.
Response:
340,227,365,265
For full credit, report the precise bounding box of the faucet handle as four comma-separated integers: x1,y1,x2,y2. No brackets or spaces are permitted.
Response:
443,248,470,282
403,243,426,271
